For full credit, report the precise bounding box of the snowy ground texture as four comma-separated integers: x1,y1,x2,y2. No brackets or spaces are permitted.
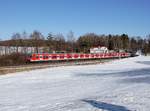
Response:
0,56,150,111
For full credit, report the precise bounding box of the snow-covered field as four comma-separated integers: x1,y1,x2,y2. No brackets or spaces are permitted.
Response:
0,56,150,111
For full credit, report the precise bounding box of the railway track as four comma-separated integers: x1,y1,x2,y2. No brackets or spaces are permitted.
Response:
0,58,116,75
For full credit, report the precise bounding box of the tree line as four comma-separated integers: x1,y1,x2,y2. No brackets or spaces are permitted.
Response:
0,30,150,55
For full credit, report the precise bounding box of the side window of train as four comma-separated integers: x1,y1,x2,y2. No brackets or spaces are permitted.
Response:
44,56,48,59
60,55,64,58
36,55,39,59
52,56,57,59
43,56,45,59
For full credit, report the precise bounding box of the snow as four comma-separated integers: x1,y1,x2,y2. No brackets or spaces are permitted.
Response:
0,56,150,111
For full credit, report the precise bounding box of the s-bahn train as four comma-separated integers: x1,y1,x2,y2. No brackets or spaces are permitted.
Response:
27,52,130,62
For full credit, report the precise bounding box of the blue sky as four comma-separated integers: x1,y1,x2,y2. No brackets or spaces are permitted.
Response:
0,0,150,39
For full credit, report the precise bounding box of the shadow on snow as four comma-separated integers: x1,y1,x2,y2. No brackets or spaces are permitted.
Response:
82,99,131,111
136,61,150,65
75,61,150,84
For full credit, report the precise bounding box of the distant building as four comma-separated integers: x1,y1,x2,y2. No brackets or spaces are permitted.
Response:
0,46,67,55
90,46,108,53
0,46,49,55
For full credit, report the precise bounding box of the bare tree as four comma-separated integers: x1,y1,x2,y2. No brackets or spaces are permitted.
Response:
11,33,22,53
21,31,29,53
30,30,45,53
54,33,65,51
47,32,54,52
67,31,76,52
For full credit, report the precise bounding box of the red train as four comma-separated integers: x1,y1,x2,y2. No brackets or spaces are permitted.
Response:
27,52,130,62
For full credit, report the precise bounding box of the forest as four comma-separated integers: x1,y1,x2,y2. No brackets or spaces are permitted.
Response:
0,31,150,54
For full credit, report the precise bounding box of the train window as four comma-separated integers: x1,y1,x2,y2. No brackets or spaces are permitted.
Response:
95,54,99,57
91,54,94,57
85,54,89,57
74,54,79,58
43,56,48,59
52,56,57,59
40,56,42,58
67,56,72,58
60,56,64,58
36,56,39,59
80,54,84,57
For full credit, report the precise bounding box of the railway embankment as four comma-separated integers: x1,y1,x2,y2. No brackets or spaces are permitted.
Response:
0,59,117,75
